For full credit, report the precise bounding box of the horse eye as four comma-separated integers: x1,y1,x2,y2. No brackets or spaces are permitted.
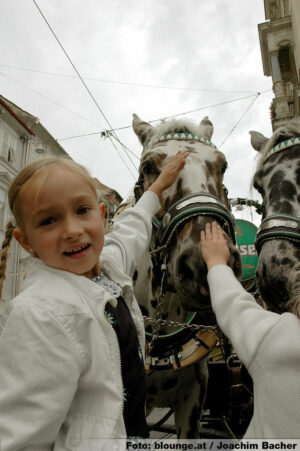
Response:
253,177,264,195
220,163,227,174
142,162,155,176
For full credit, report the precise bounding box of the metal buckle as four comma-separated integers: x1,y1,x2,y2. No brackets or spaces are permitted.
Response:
227,354,242,370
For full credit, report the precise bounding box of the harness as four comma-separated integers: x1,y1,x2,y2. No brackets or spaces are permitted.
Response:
153,193,236,250
255,137,300,253
139,134,237,372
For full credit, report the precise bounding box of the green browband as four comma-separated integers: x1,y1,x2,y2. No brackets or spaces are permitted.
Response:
144,133,218,151
263,136,300,164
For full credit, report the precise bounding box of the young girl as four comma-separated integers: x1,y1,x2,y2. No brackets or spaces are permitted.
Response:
0,151,188,450
201,221,300,439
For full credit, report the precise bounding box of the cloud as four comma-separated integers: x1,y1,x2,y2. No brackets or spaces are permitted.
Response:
0,0,273,211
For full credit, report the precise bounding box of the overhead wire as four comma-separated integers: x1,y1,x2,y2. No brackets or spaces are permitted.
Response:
32,0,138,179
150,93,259,121
57,92,260,142
0,70,139,159
9,4,274,166
0,71,104,130
218,92,261,148
106,133,140,161
0,69,267,161
0,64,259,95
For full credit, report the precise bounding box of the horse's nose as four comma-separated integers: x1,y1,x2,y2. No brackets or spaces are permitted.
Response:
175,250,207,290
176,252,195,282
173,248,212,310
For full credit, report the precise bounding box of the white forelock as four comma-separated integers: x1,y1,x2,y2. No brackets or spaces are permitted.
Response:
149,118,206,142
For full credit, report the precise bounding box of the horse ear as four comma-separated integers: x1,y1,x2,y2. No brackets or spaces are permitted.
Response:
249,130,269,152
198,116,213,140
132,114,154,146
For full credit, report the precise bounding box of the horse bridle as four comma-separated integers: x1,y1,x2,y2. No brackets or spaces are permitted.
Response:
255,215,300,254
151,192,236,254
135,135,236,344
255,137,300,254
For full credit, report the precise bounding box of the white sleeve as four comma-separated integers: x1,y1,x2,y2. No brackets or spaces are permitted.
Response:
0,301,83,450
102,191,160,277
207,265,281,369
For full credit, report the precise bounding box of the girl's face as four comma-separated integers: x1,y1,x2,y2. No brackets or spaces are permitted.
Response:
13,167,105,278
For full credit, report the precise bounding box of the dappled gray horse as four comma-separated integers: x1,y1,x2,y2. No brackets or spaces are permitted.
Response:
130,114,242,438
250,118,300,313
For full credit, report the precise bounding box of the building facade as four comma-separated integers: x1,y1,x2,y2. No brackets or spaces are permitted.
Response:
258,0,300,129
0,95,71,309
0,94,123,311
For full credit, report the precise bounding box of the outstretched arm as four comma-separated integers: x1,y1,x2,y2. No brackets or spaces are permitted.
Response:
103,151,189,276
201,221,280,370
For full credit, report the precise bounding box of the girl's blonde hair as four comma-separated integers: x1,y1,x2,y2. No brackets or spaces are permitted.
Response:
0,157,99,301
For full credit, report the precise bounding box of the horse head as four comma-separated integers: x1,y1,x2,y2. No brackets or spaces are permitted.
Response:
133,114,242,313
250,118,300,313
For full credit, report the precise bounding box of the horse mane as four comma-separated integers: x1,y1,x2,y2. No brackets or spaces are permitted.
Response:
255,117,300,173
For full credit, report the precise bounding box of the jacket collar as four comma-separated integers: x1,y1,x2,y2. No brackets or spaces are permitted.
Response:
23,257,134,305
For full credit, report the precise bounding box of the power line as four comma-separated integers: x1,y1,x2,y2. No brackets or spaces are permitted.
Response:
0,63,259,95
152,93,259,121
58,131,105,141
32,0,138,179
0,71,104,130
219,92,261,148
57,92,260,142
58,130,140,160
108,134,140,161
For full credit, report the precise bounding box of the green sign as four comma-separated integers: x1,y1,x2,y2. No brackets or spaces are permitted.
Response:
235,219,258,289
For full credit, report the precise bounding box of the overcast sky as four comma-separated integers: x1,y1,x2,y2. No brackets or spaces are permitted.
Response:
0,0,274,224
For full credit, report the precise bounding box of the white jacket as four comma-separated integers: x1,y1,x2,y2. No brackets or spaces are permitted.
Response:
0,191,160,451
207,265,300,439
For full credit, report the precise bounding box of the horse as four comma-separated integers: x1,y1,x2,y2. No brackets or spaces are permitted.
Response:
127,114,242,438
250,118,300,313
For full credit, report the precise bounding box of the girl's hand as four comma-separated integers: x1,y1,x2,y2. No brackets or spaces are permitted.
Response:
148,150,189,199
201,222,230,271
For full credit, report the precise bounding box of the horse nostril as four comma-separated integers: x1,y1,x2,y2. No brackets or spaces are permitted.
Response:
176,253,194,281
176,251,207,283
175,274,184,283
200,286,209,296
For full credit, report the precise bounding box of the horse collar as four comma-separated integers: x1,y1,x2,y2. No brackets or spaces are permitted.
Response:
145,329,217,372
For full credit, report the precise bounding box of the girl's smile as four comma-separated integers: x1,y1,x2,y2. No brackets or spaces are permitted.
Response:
63,243,91,258
13,167,105,278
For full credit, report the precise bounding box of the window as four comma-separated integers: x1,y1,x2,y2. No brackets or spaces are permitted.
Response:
1,128,17,164
278,46,297,84
7,147,15,163
279,47,291,73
